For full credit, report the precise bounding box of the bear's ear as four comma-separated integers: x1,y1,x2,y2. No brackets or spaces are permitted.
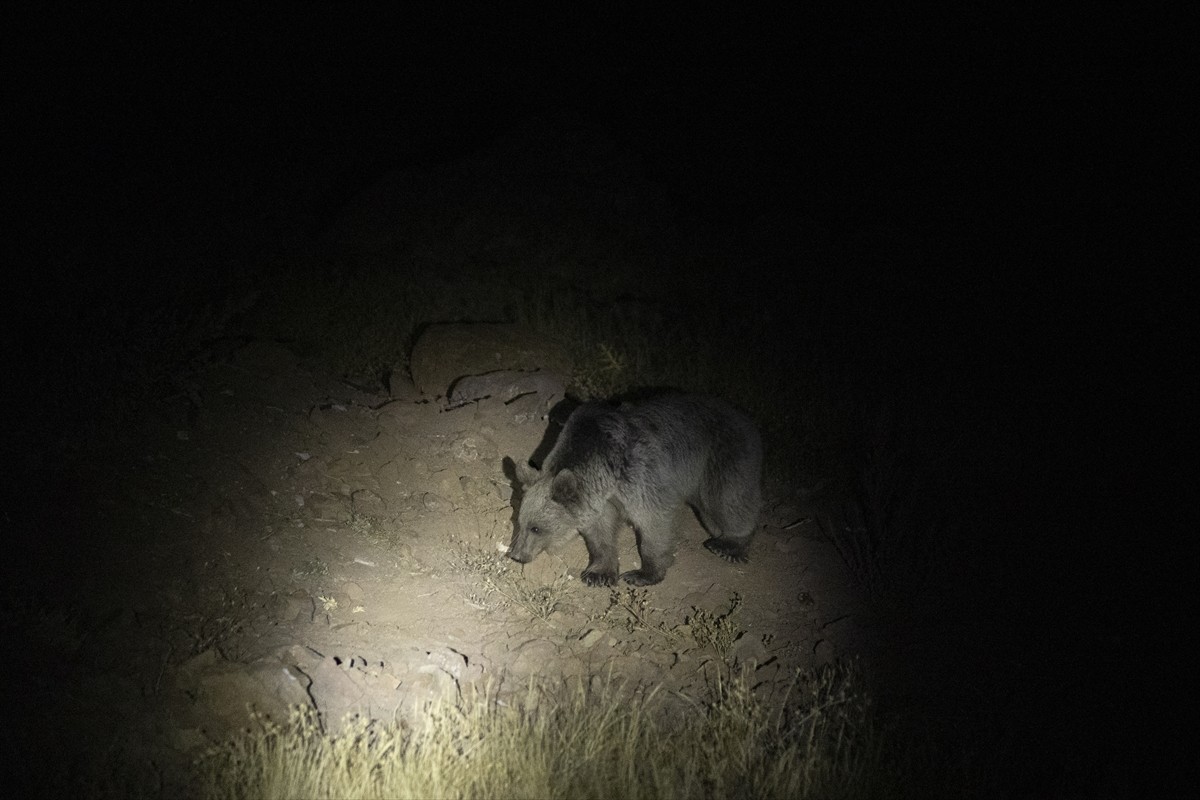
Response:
550,468,583,509
515,460,541,486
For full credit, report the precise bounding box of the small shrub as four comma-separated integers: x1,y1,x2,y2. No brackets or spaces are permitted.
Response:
686,593,744,662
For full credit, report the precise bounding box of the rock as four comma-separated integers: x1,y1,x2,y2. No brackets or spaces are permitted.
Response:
421,492,451,512
171,652,314,742
409,323,572,398
301,654,384,727
579,629,605,648
307,492,351,523
508,638,561,674
459,476,501,508
503,392,554,423
269,590,315,623
449,432,498,463
387,367,418,399
351,489,388,517
446,370,566,417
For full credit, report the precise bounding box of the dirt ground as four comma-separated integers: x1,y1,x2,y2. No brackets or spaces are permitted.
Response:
5,336,885,796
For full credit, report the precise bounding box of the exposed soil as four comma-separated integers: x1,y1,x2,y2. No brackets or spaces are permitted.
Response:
5,338,881,796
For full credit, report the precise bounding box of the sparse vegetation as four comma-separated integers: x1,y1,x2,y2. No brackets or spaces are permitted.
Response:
822,395,965,605
293,557,330,579
180,611,245,658
477,572,570,625
450,543,570,623
596,586,679,641
686,593,744,663
448,543,512,580
573,341,632,398
191,661,957,800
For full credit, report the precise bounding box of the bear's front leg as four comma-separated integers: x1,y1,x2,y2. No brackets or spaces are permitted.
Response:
579,500,621,586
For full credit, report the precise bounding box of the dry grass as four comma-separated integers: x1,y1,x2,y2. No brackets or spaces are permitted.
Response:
192,661,917,800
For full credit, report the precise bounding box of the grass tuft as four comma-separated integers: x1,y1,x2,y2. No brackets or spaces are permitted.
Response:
192,661,938,800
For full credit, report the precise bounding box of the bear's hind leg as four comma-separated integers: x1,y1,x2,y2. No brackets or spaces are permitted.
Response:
622,511,676,586
703,534,752,563
696,486,759,564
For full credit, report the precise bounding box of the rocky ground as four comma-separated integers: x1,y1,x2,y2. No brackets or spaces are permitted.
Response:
5,325,879,796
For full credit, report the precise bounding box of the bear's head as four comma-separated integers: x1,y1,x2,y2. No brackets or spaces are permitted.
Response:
508,462,587,564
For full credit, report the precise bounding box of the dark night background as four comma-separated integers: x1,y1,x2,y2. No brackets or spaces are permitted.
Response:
3,5,1187,795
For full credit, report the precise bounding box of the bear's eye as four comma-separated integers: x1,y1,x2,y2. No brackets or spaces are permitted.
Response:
530,525,542,535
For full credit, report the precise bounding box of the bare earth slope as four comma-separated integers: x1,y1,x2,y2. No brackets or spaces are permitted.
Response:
5,338,872,795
